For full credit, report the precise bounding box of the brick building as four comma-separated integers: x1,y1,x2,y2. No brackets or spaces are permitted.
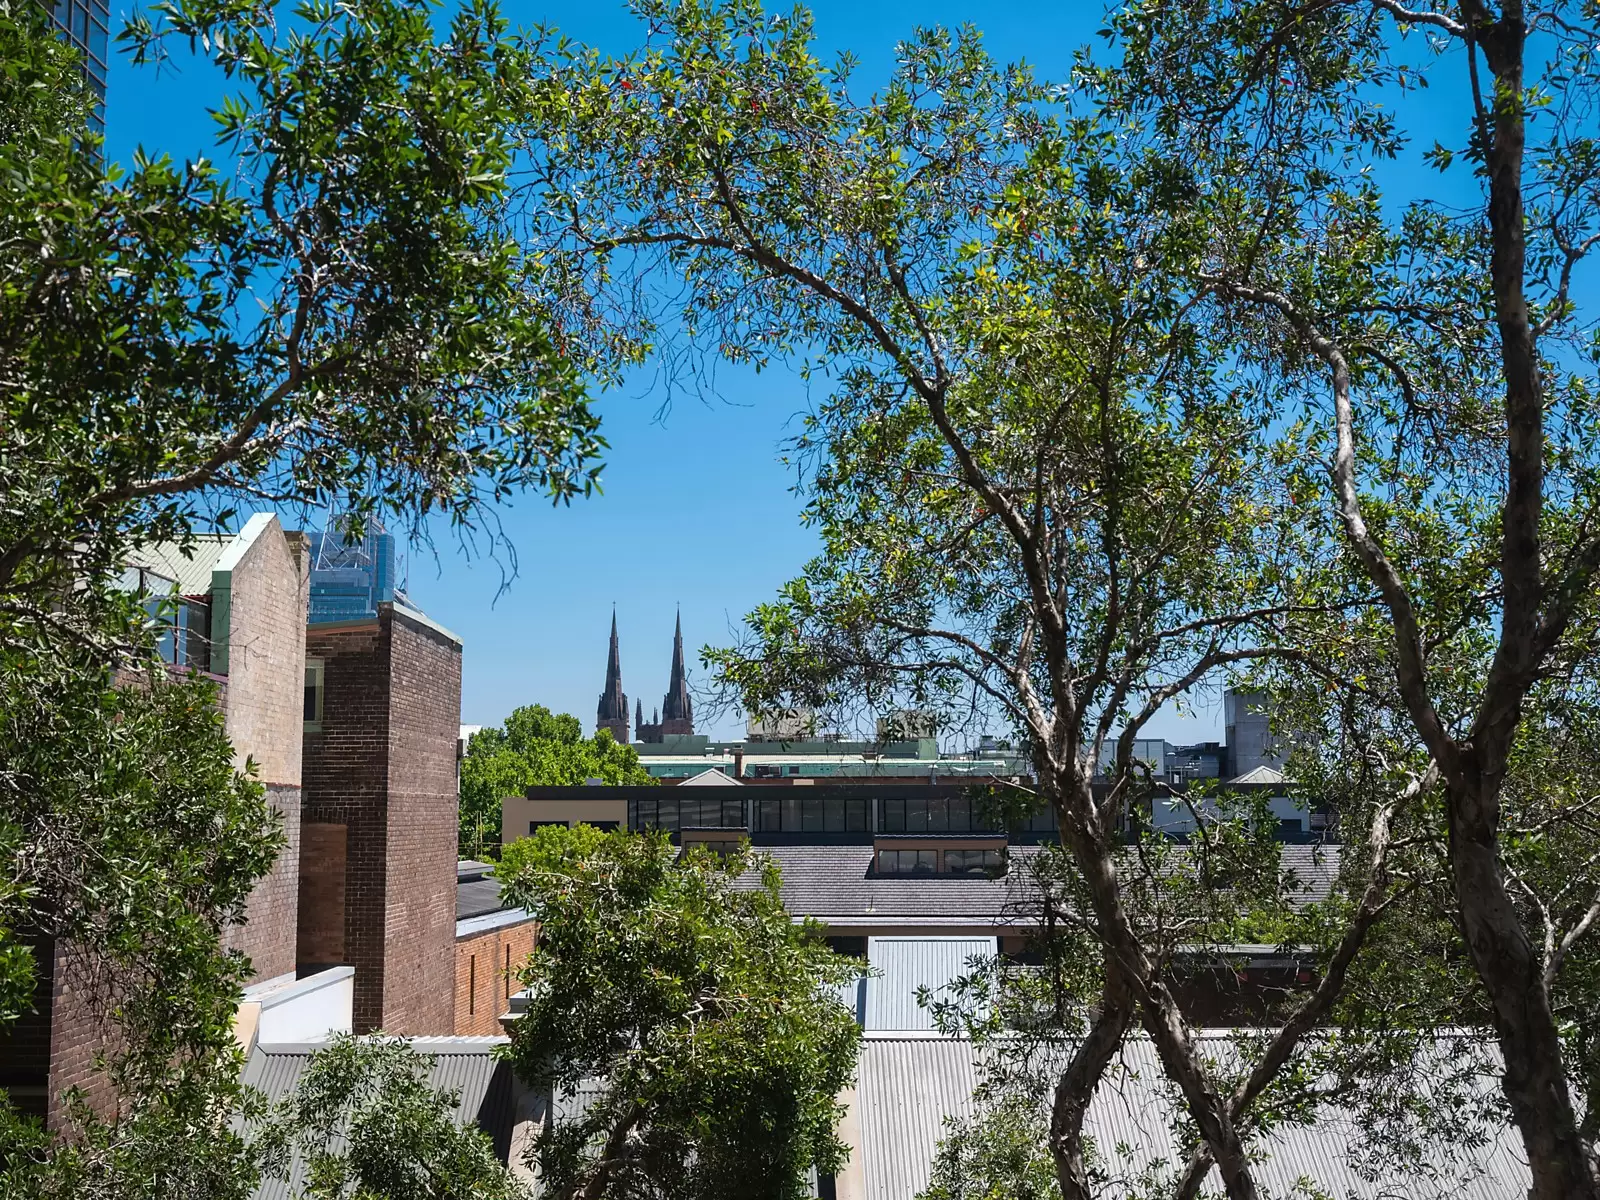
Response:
298,602,463,1034
0,514,310,1126
454,862,537,1037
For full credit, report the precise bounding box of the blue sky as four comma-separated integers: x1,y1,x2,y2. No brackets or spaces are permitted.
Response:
101,1,1484,741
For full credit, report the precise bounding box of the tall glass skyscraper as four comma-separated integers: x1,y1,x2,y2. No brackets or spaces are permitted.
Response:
45,0,109,131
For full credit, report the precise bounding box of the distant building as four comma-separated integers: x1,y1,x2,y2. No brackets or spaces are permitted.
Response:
605,610,696,744
595,610,630,745
306,520,414,625
44,0,109,131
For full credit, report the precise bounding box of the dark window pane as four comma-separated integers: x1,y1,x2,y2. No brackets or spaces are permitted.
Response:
846,799,868,832
782,796,801,832
801,798,824,833
723,800,744,828
824,797,845,831
927,797,949,833
756,799,778,832
914,850,936,875
883,798,904,833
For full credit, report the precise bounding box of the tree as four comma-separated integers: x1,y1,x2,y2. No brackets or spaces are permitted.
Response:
0,644,282,1200
254,1034,529,1200
2,0,602,653
520,6,1424,1198
1100,2,1600,1194
1,0,604,1189
459,705,654,856
496,824,861,1200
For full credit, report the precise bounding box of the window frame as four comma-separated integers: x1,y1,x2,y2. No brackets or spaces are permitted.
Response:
303,659,325,731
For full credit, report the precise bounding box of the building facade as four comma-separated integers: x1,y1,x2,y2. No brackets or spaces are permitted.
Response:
298,603,463,1034
44,0,109,130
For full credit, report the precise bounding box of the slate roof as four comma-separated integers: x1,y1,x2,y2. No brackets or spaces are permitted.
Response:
856,1031,1529,1200
746,843,1341,928
242,1039,517,1200
457,876,509,921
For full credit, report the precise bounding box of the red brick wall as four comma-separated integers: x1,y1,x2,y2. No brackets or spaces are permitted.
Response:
297,822,348,964
380,610,461,1034
299,605,460,1035
454,919,536,1037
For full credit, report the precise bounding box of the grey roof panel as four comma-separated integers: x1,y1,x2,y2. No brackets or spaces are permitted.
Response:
855,1032,1529,1200
747,844,1341,927
865,937,996,1032
243,1038,515,1200
127,535,233,595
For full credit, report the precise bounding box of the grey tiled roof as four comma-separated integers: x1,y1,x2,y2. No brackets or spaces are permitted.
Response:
857,1031,1528,1200
457,876,508,921
243,1039,516,1200
746,843,1342,927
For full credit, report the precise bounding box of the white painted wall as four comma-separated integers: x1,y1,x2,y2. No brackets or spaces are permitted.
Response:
247,965,355,1043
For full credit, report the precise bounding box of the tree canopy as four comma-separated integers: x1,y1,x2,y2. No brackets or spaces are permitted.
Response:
497,824,861,1200
459,704,654,855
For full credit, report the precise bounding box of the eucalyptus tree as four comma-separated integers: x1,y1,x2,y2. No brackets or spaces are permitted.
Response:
523,5,1423,1197
1100,3,1600,1194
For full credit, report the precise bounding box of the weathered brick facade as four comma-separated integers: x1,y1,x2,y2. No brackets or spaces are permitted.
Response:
0,516,307,1128
299,605,462,1034
217,519,308,984
453,919,537,1037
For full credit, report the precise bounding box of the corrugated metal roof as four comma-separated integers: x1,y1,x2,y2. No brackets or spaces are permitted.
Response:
855,1032,1530,1200
866,937,996,1032
243,1038,516,1200
126,535,233,595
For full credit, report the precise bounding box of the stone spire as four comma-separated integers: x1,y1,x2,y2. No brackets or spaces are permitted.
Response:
660,608,694,735
596,608,629,744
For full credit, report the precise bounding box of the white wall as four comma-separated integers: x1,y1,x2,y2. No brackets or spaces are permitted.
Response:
248,965,355,1043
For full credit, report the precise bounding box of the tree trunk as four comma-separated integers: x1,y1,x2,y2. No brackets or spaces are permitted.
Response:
1061,804,1262,1200
1448,774,1598,1200
1049,964,1134,1200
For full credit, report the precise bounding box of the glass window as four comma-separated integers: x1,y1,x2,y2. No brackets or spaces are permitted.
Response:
722,799,745,828
824,796,845,831
801,798,824,833
879,849,936,876
882,797,905,833
781,795,802,832
755,799,779,832
945,848,1004,876
847,798,869,831
303,661,324,728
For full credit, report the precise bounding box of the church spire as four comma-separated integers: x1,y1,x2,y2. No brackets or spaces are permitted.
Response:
660,607,694,734
596,608,629,744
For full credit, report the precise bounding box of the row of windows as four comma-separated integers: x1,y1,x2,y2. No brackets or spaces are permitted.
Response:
752,796,871,833
629,797,746,833
881,795,1002,834
631,794,1055,835
877,848,1006,877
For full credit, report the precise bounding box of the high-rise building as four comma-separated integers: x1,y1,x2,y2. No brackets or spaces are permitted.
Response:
307,520,413,625
44,0,109,131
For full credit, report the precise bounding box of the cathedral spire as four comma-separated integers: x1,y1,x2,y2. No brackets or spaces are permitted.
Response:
596,608,629,744
660,607,694,734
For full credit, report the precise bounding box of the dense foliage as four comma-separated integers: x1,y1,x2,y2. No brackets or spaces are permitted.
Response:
497,824,862,1200
458,705,654,856
254,1034,528,1200
0,0,601,1191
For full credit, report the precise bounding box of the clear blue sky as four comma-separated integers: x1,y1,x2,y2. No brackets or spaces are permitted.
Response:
100,1,1482,742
